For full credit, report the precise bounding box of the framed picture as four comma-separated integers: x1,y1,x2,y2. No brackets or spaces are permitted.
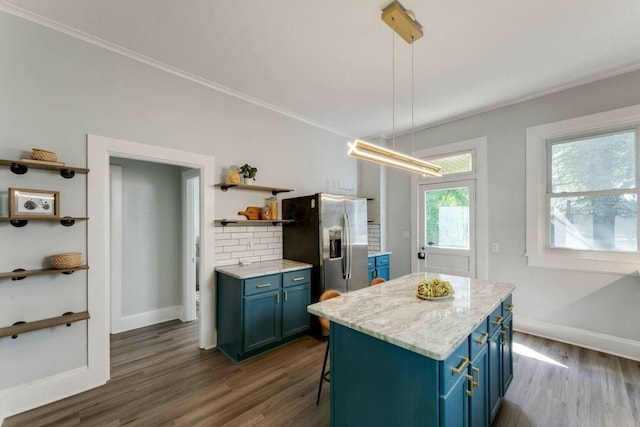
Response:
8,188,60,219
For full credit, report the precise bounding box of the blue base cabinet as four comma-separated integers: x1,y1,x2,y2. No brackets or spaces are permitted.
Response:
330,294,513,427
217,269,311,363
368,253,390,282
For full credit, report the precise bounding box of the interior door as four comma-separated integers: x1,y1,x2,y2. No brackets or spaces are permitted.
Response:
418,180,476,277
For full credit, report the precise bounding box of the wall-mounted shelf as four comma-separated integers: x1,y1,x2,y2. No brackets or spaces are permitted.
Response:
0,311,90,339
214,182,293,195
0,265,90,281
0,216,88,227
0,159,89,179
215,219,294,227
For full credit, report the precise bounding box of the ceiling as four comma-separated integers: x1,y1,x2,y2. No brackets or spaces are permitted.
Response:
3,0,640,139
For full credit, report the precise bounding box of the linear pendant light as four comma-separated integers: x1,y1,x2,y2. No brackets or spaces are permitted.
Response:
348,1,442,178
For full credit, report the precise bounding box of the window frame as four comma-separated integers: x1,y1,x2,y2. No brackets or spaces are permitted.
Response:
526,104,640,274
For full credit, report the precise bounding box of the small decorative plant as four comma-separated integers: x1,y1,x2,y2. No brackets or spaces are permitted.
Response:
239,164,257,181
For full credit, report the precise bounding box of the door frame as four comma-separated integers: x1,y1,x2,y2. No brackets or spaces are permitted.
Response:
411,137,488,279
87,134,216,386
182,169,199,322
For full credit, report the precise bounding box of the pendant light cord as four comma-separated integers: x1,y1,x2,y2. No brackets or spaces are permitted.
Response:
392,17,396,150
411,37,414,156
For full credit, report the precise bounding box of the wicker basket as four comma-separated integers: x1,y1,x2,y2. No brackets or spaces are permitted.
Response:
31,148,58,162
50,252,82,269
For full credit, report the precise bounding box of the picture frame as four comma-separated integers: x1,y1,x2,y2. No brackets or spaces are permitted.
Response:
8,188,60,219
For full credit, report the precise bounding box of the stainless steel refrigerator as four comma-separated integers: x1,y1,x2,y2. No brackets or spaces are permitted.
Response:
282,193,369,305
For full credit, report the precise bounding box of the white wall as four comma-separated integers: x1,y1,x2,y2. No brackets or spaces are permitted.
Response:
383,70,640,357
111,158,182,329
0,10,356,420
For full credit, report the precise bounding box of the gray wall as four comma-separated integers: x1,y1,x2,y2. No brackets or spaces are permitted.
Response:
384,70,640,342
111,158,182,318
0,11,356,395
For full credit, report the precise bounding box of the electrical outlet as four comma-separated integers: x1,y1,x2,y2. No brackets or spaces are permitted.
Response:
491,242,499,253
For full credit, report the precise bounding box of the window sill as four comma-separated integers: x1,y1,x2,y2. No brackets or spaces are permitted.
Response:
526,252,640,275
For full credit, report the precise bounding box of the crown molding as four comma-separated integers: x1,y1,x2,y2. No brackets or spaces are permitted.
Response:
0,3,354,140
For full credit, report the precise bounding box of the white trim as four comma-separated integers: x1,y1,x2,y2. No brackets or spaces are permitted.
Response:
516,316,640,362
0,3,352,140
182,170,199,323
109,165,123,333
0,367,97,420
120,305,183,332
525,104,640,274
411,137,489,279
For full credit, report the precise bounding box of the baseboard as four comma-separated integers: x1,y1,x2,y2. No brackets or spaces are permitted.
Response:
120,305,182,332
515,316,640,362
0,366,105,421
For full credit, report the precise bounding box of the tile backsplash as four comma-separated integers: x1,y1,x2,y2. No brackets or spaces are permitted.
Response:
215,225,282,266
368,223,381,252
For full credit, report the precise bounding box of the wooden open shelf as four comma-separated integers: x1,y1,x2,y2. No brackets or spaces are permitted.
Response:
0,216,88,227
0,265,89,281
214,219,294,227
214,182,293,195
0,159,89,178
0,311,90,339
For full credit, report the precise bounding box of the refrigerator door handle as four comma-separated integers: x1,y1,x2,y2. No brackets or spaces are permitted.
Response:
344,212,352,280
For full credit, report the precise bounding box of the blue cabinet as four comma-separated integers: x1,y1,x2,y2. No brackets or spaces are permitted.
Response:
217,268,311,363
368,253,391,282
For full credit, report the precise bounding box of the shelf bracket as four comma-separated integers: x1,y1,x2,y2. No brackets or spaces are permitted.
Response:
10,219,28,227
60,168,75,179
10,162,28,175
60,217,76,227
11,321,26,339
11,268,27,281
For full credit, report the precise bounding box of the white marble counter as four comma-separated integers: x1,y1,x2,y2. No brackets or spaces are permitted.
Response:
368,251,392,257
307,272,514,360
215,259,312,279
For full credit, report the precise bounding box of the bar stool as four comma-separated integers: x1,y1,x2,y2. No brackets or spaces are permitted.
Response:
316,289,341,405
370,277,385,286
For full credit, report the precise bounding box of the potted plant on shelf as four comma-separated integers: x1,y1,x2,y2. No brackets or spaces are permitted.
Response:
239,164,257,185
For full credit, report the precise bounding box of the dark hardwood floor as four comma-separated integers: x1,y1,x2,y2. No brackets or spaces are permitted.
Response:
4,318,639,426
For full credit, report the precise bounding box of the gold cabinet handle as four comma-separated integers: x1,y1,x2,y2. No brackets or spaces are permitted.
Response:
504,325,510,343
276,293,280,304
492,316,504,326
505,304,514,312
292,277,305,282
466,374,474,397
284,290,288,302
256,283,271,288
474,332,489,345
471,366,480,388
452,357,470,374
501,329,506,346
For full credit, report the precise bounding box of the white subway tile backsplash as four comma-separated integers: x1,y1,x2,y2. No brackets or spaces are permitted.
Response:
214,226,284,266
368,223,381,251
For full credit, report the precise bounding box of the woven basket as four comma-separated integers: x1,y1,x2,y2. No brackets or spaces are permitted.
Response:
50,252,82,269
31,148,58,162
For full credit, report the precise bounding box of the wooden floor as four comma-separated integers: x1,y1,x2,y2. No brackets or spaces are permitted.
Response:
4,319,639,427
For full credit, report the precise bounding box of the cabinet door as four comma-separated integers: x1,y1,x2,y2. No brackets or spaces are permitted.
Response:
243,290,281,352
501,313,513,395
469,345,488,427
440,371,470,427
376,265,390,281
488,328,502,424
282,283,310,338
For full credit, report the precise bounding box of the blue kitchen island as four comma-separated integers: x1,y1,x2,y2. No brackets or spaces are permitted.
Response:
307,272,514,427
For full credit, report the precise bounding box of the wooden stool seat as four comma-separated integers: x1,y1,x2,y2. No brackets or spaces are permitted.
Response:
370,277,385,286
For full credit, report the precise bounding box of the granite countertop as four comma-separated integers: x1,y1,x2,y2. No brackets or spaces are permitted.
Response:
215,259,312,279
368,251,392,257
307,272,514,360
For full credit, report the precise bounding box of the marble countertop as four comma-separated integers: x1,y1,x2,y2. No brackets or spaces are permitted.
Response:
368,251,392,257
215,259,312,279
307,272,515,360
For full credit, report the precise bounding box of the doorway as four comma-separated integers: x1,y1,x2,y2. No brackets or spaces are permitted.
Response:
87,134,216,386
418,180,476,277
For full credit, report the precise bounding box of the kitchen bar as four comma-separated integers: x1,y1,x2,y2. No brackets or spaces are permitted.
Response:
307,272,515,427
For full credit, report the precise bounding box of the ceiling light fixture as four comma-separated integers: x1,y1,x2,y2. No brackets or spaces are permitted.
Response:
348,1,441,177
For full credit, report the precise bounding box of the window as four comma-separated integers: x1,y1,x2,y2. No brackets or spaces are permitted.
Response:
427,152,473,176
526,105,640,274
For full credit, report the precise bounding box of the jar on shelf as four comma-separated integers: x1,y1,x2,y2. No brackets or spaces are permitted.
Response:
268,196,278,220
261,205,272,220
227,165,240,184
